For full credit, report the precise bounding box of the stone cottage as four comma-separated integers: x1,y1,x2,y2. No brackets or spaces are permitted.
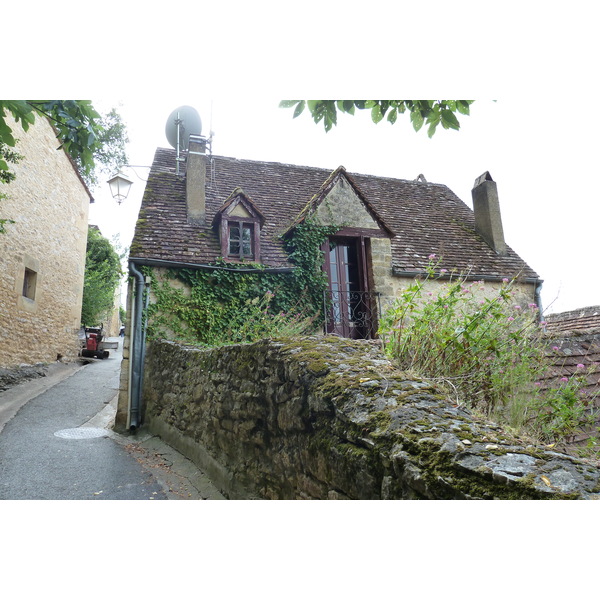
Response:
116,135,541,431
0,115,93,369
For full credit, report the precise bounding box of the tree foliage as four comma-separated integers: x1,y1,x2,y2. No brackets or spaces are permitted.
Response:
0,100,128,188
279,100,474,137
0,141,22,233
81,227,123,327
85,107,129,188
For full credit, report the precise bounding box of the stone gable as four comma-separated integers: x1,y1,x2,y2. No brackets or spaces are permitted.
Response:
315,176,380,230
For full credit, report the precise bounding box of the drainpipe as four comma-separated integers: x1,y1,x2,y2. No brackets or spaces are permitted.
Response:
535,280,545,327
129,261,146,430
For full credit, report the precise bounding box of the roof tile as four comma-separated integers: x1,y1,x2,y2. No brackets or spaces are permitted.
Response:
130,148,539,280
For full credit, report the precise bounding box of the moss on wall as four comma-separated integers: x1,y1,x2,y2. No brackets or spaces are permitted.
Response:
141,336,600,499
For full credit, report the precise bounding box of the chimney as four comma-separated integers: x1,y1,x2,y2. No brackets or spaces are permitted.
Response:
185,134,207,224
471,171,506,255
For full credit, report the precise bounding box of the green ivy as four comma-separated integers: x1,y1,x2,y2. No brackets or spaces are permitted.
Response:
143,218,340,346
0,142,22,233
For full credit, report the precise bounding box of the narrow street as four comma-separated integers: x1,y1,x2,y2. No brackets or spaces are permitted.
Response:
0,339,224,500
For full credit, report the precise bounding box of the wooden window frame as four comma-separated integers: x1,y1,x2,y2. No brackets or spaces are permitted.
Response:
220,217,261,262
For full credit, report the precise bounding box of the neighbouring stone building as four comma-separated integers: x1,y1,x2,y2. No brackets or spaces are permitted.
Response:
0,115,93,369
541,306,600,447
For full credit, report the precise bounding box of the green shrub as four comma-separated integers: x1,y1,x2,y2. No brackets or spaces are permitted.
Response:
378,256,598,447
145,273,317,347
143,217,338,347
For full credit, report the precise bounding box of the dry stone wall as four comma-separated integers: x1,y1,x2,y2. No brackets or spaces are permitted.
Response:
141,336,600,499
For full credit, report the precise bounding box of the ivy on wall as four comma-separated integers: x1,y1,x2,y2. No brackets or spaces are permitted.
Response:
143,219,340,346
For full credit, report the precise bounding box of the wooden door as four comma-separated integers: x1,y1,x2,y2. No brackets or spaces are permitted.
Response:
324,237,369,338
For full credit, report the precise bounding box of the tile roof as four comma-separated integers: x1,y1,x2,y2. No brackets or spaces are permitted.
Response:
538,307,600,448
130,147,540,280
545,306,600,334
540,335,600,449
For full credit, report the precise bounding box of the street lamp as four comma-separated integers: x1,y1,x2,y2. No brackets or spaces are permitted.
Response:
107,166,151,204
107,171,134,204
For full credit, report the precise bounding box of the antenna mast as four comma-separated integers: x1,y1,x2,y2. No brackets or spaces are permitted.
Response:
165,105,204,175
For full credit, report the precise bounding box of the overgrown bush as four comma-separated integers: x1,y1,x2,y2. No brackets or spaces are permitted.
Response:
378,256,599,448
530,361,599,447
143,218,338,347
146,279,316,347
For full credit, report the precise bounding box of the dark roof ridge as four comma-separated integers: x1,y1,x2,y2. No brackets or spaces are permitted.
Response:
547,305,600,320
349,168,452,189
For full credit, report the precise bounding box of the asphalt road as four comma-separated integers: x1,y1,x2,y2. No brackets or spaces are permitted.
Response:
0,340,224,500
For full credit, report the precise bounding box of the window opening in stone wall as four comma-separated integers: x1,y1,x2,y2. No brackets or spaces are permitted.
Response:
22,268,37,300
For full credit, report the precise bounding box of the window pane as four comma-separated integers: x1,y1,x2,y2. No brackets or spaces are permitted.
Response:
228,222,255,257
242,224,252,256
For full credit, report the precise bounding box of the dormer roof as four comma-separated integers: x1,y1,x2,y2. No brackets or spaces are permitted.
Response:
212,187,266,229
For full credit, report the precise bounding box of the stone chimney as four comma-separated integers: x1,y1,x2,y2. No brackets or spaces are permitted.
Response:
185,134,207,224
471,171,506,255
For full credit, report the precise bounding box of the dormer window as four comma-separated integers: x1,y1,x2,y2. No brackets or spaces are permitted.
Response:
212,188,265,263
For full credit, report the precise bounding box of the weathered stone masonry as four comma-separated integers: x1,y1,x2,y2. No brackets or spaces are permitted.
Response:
0,116,90,368
141,336,600,499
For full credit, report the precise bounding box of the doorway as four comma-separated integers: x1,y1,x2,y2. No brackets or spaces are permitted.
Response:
323,237,374,338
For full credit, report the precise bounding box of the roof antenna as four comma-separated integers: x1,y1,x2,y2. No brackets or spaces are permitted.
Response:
208,99,216,190
165,105,203,175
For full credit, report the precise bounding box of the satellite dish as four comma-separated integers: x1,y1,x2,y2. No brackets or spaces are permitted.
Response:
165,105,202,152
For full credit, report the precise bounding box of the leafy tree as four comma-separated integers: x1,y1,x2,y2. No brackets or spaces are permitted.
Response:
0,100,128,233
0,100,128,188
85,107,129,189
279,100,474,137
81,227,123,327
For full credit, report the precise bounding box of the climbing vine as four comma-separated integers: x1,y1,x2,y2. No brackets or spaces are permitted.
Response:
144,218,340,346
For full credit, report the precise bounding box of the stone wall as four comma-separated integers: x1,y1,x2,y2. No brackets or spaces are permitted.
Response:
0,116,90,368
369,236,536,313
141,336,600,499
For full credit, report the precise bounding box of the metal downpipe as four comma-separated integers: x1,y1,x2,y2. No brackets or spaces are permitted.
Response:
535,280,545,328
129,261,145,430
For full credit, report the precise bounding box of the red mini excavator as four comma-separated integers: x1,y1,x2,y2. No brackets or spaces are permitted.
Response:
81,327,111,359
